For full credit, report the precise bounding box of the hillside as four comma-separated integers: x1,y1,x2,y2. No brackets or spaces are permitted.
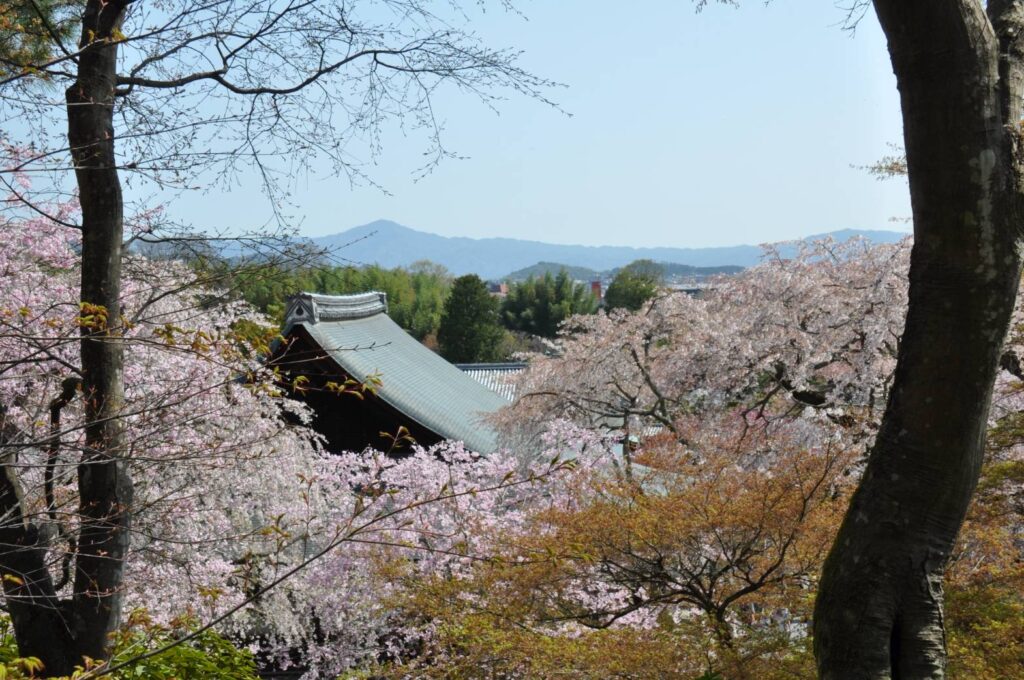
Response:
504,262,602,281
504,260,747,282
617,261,746,279
306,220,910,280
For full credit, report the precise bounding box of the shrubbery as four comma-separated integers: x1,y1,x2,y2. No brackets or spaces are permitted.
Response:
0,612,258,679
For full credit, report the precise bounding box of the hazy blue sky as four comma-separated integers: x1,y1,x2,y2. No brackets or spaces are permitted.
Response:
171,0,911,248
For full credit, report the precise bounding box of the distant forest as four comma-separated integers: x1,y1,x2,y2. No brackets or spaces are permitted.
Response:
223,259,453,342
220,259,611,355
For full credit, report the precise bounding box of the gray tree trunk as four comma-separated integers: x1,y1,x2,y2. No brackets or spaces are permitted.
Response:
813,1,1024,678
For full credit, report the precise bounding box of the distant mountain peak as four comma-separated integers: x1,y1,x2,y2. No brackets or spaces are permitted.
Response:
346,219,415,234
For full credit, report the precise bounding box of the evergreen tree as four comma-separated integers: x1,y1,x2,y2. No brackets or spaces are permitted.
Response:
604,259,663,311
0,1,76,79
438,275,506,363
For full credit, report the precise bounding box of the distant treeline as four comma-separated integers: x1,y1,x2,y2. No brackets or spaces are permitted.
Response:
225,260,453,341
216,259,655,360
500,269,597,337
437,270,597,363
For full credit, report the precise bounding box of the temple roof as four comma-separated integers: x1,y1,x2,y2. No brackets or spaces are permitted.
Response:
455,362,526,401
283,292,508,453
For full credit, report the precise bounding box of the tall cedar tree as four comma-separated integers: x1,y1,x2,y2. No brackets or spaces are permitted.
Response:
438,275,506,363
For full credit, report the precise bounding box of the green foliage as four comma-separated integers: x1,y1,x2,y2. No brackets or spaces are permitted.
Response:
603,259,663,311
0,612,257,679
0,1,78,79
500,270,597,338
437,275,507,363
0,617,44,678
107,611,258,680
224,260,451,341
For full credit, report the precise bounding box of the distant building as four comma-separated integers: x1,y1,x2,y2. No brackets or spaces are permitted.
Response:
488,282,509,297
274,292,508,454
590,280,603,302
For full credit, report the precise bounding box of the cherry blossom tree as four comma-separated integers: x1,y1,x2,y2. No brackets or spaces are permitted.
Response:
0,168,327,673
441,235,1024,679
32,227,1002,679
0,0,554,670
0,170,578,677
500,237,911,452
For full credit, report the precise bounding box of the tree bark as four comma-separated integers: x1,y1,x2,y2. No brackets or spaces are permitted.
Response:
0,409,77,675
813,1,1024,678
0,0,143,674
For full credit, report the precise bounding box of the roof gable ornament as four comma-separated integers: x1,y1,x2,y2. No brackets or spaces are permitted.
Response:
284,291,389,327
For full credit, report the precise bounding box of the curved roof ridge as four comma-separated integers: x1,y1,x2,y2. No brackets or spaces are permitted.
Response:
454,362,528,371
284,291,388,326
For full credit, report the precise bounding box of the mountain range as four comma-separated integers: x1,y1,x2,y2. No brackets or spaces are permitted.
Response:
307,220,910,280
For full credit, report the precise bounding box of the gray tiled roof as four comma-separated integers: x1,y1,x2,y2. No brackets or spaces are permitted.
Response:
284,292,508,454
455,363,526,401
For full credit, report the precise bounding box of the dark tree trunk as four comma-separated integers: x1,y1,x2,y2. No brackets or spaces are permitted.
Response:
813,1,1024,678
0,0,135,674
65,0,134,670
0,413,77,675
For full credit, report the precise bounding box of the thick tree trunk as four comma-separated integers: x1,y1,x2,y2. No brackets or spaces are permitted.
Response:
1,1,139,675
66,0,133,667
813,2,1024,678
0,412,77,675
